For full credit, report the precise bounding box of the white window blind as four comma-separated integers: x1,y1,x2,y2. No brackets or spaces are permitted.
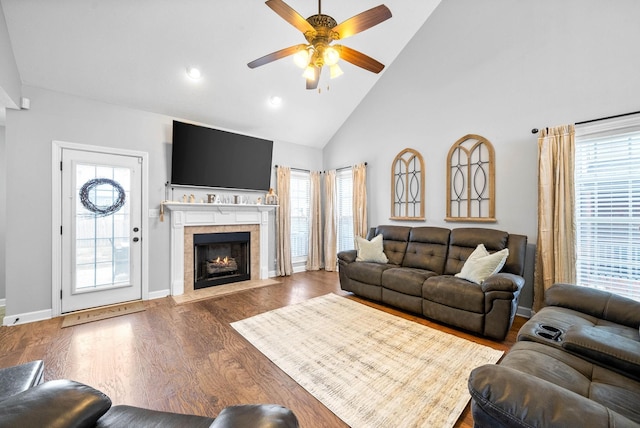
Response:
336,168,354,252
290,170,310,260
575,119,640,302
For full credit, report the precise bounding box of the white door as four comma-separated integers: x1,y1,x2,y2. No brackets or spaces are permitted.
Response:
61,148,143,313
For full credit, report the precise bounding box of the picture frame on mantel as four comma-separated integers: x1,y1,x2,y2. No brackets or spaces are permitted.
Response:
445,134,496,223
390,148,425,221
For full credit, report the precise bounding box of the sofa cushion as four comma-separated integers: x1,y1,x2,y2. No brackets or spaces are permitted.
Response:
444,228,509,275
373,225,411,265
348,262,394,286
422,275,485,313
382,267,437,296
455,245,509,284
355,235,388,263
97,405,215,428
545,283,640,329
562,325,640,381
498,341,640,424
401,227,450,273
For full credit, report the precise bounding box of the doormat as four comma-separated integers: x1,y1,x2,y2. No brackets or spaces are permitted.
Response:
172,278,281,305
61,301,146,328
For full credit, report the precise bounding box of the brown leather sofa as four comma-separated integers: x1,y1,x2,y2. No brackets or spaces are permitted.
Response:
469,283,640,427
0,361,299,428
337,225,528,340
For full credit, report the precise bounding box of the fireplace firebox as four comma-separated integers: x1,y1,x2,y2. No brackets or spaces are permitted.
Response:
193,232,250,289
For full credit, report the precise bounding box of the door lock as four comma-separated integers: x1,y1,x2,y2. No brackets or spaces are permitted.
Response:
133,237,140,242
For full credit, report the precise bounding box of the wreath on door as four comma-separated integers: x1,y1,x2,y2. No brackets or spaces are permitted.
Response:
79,178,126,217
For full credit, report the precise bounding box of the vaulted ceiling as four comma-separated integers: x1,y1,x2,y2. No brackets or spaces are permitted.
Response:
1,0,440,147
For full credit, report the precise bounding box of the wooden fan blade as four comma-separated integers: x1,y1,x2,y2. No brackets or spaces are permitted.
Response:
337,45,385,73
248,44,308,68
306,66,321,90
266,0,315,34
332,5,392,40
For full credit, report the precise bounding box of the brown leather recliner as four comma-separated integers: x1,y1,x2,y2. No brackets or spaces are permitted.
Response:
0,367,299,428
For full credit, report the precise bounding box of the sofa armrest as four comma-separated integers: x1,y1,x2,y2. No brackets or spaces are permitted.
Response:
481,273,524,293
468,364,637,428
563,325,640,380
545,283,640,328
0,379,111,428
337,250,357,264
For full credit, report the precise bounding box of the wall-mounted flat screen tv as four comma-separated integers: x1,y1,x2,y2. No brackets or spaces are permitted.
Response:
171,120,273,191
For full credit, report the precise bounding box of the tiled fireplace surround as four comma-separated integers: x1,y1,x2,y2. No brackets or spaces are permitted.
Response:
164,203,276,295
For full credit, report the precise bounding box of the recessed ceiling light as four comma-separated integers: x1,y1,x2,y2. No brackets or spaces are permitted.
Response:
269,96,282,107
186,67,202,80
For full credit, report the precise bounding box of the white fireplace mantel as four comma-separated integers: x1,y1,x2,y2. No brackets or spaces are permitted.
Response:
164,202,277,296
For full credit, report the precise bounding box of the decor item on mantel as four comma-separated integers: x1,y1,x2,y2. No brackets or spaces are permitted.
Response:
446,134,496,222
390,148,425,221
265,188,279,205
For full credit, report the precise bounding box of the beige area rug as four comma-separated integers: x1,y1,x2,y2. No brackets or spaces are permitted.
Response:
61,300,145,328
172,278,281,305
231,293,504,428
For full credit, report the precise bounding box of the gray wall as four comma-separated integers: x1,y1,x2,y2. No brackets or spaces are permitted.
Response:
0,126,5,301
0,2,20,109
323,0,640,310
4,86,321,317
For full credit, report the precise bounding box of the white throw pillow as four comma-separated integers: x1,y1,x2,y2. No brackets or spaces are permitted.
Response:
355,234,389,263
455,244,509,284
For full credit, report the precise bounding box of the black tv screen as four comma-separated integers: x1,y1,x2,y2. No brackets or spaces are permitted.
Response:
171,121,273,191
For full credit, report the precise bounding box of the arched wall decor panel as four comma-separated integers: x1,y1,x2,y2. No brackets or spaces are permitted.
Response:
391,148,425,221
446,134,496,222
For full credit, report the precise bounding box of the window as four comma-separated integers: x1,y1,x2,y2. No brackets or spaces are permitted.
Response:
575,118,640,302
336,168,354,252
290,170,310,260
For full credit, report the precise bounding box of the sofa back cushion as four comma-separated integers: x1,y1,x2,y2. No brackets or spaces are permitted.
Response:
444,228,509,275
371,225,411,266
402,227,451,274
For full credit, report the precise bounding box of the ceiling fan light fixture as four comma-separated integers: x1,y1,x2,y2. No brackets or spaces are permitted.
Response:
293,48,310,68
302,65,317,80
323,46,340,66
329,64,343,79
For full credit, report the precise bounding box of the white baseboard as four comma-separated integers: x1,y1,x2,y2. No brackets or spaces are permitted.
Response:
3,308,52,326
516,306,532,318
0,298,5,307
148,289,171,300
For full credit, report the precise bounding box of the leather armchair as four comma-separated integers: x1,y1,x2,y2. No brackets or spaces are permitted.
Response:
0,378,299,428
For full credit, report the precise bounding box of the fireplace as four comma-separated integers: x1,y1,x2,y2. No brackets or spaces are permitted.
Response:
194,232,250,289
163,202,276,296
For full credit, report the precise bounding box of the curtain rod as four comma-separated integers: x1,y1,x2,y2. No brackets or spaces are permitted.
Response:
274,165,310,173
575,109,640,125
532,109,640,134
275,163,368,173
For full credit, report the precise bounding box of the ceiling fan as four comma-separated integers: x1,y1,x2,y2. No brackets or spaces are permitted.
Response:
248,0,392,90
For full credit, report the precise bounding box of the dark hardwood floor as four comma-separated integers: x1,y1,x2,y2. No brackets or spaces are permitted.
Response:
0,271,525,427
